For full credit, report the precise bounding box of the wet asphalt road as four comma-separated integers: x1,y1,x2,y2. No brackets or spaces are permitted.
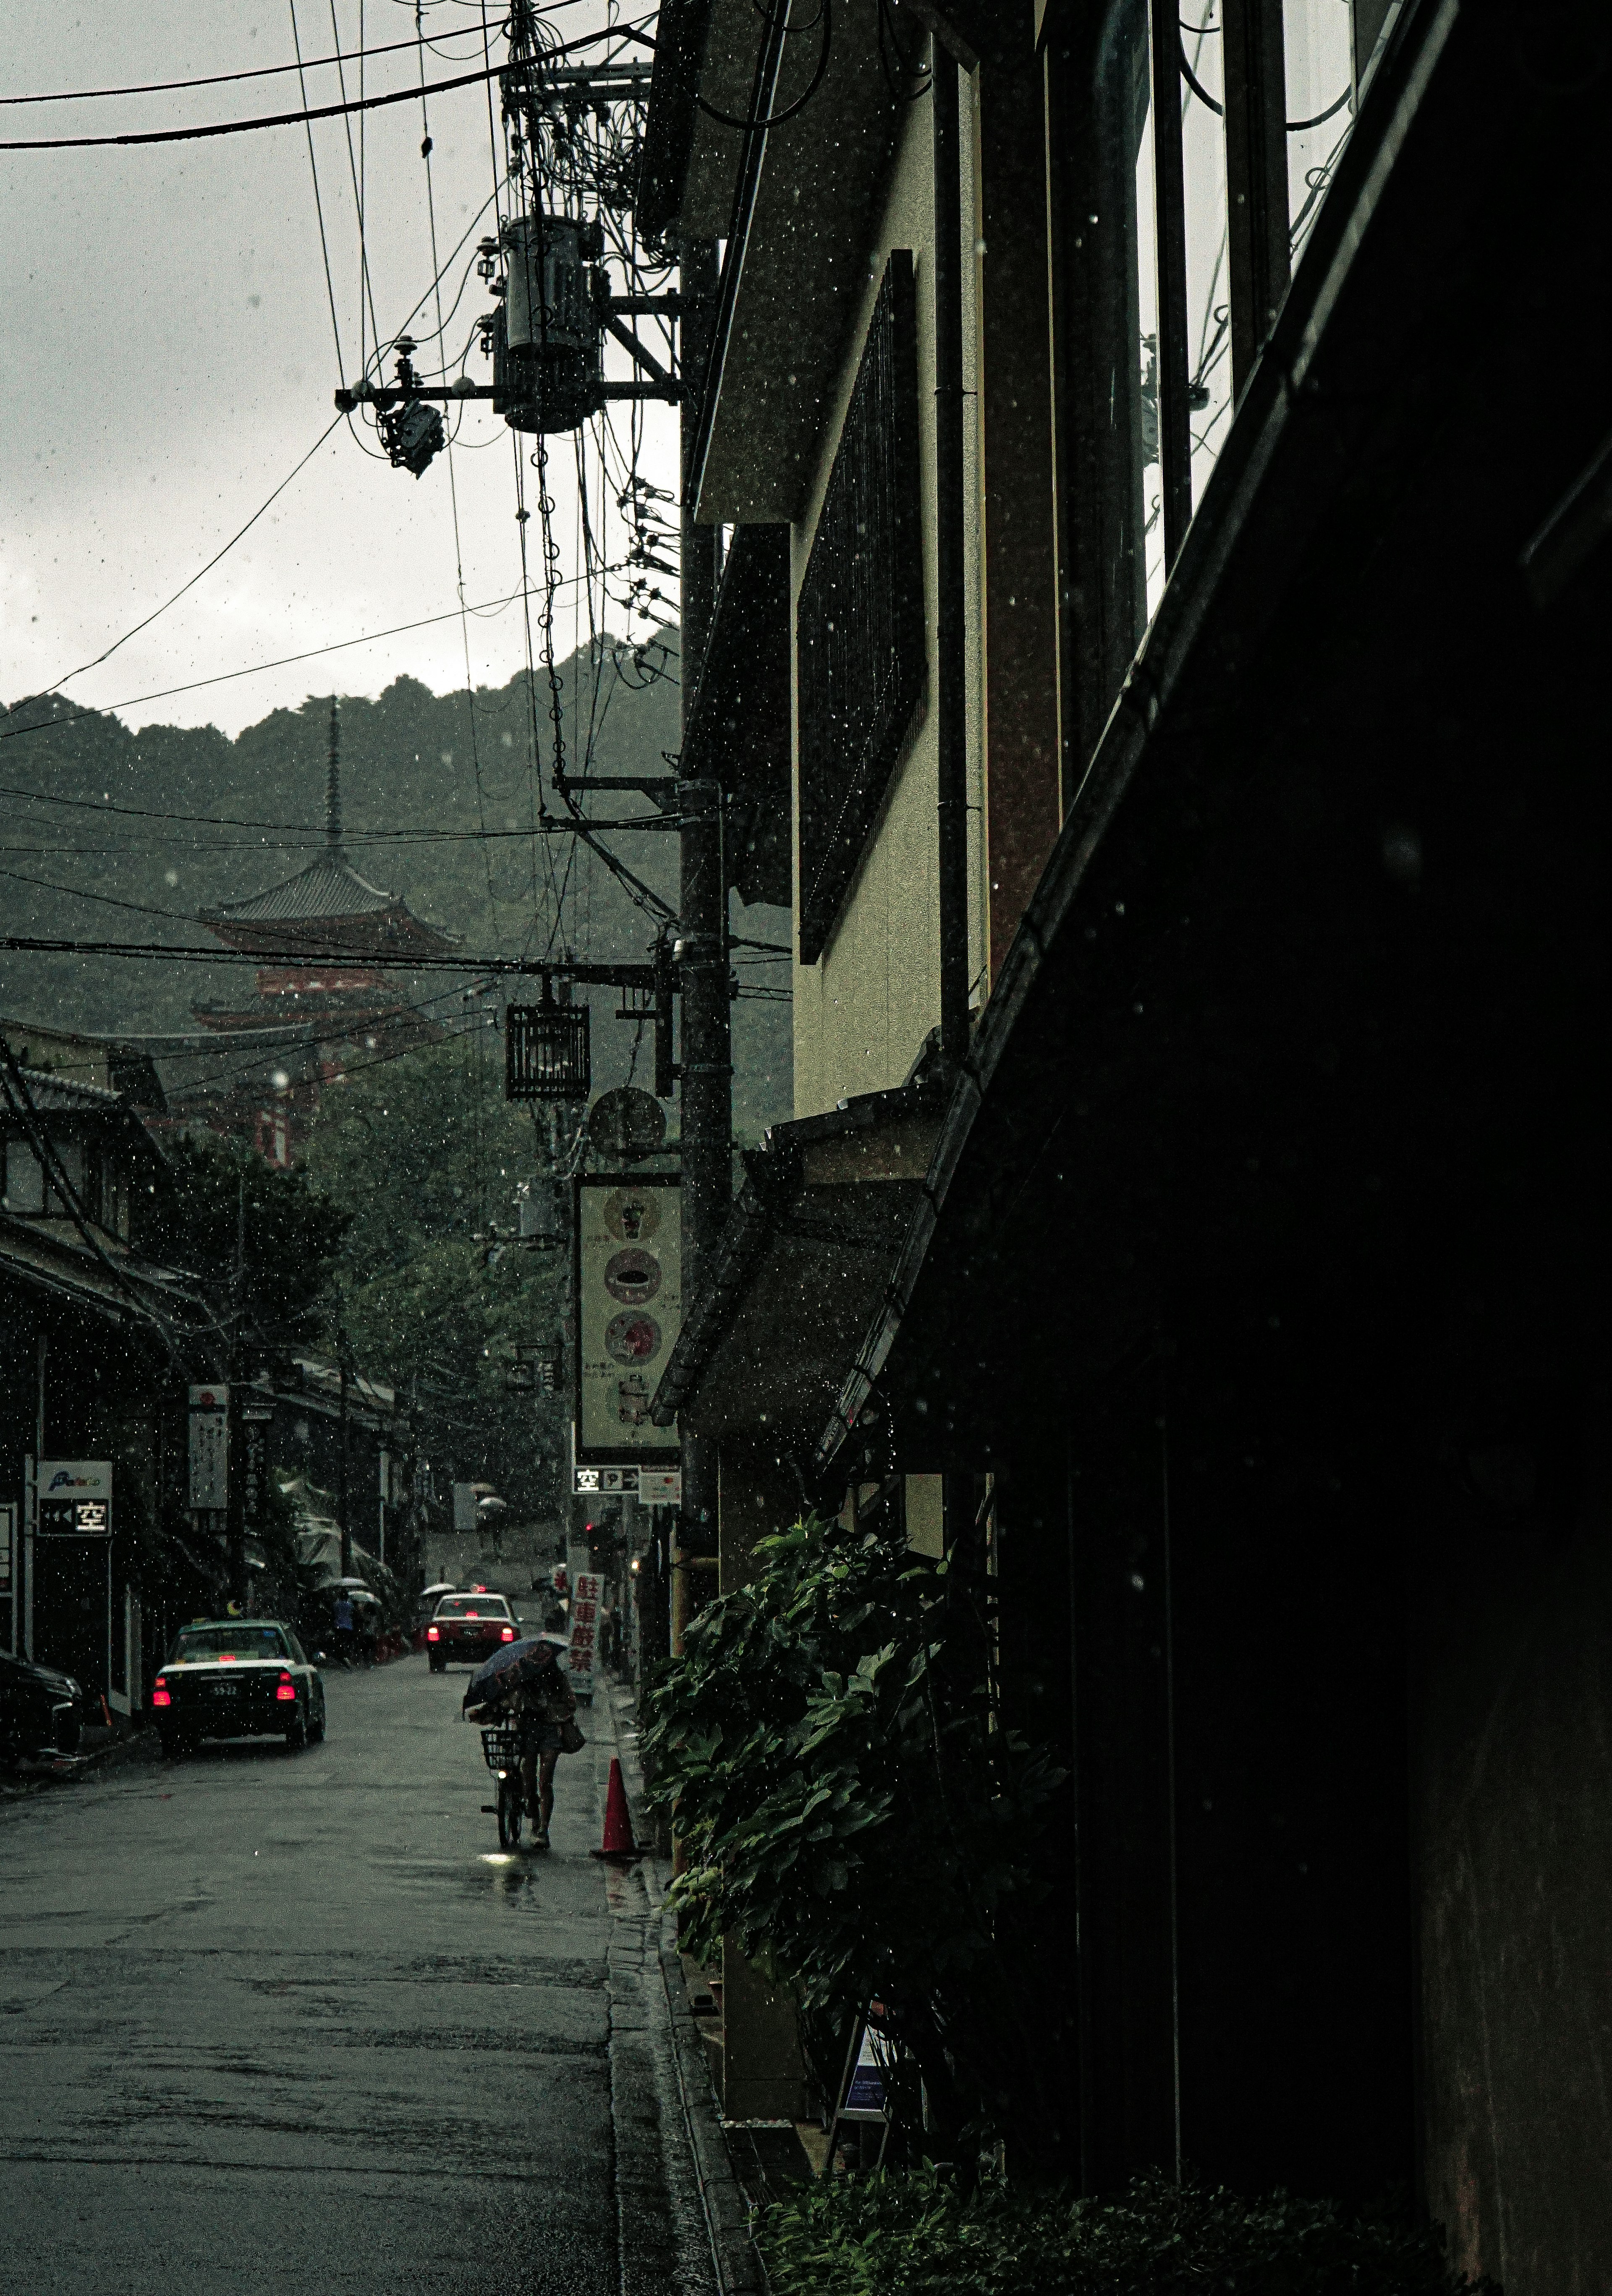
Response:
0,1656,713,2296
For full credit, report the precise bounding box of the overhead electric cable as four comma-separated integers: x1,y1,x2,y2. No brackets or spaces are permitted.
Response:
0,577,594,748
290,0,346,373
0,933,663,976
0,28,487,104
6,416,343,713
0,23,653,151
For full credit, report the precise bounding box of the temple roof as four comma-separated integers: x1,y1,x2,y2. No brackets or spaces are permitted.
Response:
197,698,458,957
204,853,399,925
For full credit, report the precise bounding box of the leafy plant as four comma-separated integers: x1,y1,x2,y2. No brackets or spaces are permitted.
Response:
640,1513,1066,2152
141,1132,349,1345
757,2167,1499,2296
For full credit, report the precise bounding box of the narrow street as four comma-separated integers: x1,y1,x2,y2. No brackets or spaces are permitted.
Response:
0,1659,714,2296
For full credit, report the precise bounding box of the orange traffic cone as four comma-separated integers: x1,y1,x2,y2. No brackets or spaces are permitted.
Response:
590,1756,643,1862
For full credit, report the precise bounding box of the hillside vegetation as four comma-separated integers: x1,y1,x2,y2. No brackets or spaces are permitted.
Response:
0,644,792,1140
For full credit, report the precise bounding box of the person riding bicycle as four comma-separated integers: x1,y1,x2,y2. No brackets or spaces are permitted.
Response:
484,1641,576,1848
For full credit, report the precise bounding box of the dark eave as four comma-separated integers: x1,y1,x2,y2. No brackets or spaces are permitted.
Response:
649,1073,947,1434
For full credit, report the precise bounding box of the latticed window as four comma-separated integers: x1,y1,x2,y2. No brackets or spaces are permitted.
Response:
796,250,925,965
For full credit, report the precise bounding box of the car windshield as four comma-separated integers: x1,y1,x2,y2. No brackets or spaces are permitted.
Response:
435,1596,509,1618
172,1626,289,1662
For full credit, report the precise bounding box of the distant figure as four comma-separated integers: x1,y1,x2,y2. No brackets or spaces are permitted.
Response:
334,1593,355,1664
543,1606,568,1637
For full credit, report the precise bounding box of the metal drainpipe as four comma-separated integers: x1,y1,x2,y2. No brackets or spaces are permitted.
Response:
932,40,971,1063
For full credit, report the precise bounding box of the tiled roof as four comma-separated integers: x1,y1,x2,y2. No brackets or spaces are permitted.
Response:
203,854,399,924
3,1065,123,1112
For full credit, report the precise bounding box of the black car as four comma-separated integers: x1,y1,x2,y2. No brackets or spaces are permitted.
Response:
152,1619,326,1756
0,1648,87,1762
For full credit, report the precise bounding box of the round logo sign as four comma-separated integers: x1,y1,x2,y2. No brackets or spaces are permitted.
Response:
604,1311,663,1366
604,1247,662,1306
603,1188,661,1243
615,1373,653,1426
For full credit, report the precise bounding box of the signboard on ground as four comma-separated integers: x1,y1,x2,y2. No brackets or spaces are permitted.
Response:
187,1387,229,1511
36,1460,113,1537
452,1481,477,1533
573,1173,682,1465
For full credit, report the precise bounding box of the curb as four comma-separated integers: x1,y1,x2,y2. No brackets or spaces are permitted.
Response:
1,1724,160,1799
600,1673,770,2296
657,1911,772,2296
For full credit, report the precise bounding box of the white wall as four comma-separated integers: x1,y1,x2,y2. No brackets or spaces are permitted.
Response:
790,92,985,1118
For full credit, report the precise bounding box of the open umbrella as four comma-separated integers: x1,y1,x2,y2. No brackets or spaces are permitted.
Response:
461,1636,561,1713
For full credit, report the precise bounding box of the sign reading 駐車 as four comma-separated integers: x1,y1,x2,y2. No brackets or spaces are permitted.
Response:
573,1173,682,1466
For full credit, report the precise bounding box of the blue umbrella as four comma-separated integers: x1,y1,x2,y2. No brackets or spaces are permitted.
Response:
461,1636,562,1712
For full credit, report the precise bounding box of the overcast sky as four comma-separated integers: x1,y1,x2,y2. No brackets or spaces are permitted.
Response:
0,1,675,738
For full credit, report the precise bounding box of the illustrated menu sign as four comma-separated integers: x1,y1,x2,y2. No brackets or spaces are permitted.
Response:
574,1173,681,1465
36,1460,113,1537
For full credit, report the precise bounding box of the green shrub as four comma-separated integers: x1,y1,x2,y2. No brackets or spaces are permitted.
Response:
757,2168,1498,2296
640,1513,1068,2152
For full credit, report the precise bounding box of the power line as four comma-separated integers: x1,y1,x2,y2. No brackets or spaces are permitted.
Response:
0,933,654,975
0,28,487,105
290,0,346,375
6,418,343,713
0,24,657,150
0,578,599,750
0,58,507,151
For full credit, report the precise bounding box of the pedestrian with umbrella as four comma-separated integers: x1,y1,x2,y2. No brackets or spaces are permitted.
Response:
463,1634,579,1847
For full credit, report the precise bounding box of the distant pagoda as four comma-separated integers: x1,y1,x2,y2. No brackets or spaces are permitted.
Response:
186,699,459,1162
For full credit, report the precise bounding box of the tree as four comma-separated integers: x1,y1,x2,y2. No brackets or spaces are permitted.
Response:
302,1037,568,1521
142,1133,349,1348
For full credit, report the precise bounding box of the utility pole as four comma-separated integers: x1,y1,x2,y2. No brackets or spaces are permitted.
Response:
673,236,727,1655
337,1328,352,1580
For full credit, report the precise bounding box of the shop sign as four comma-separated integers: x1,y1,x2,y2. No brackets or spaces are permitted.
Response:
188,1387,229,1511
37,1460,114,1537
573,1174,682,1465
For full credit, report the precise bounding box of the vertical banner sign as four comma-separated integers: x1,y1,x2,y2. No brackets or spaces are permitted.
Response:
1,1502,16,1659
573,1173,682,1465
240,1408,273,1525
32,1463,114,1698
569,1569,602,1696
188,1386,229,1511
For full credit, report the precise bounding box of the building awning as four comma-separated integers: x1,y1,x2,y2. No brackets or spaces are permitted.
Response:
649,1068,947,1443
811,0,1603,1478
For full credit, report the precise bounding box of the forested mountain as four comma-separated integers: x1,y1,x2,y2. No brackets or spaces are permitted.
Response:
0,643,792,1140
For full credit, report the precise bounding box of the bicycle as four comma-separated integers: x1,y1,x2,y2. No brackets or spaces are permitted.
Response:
479,1726,525,1849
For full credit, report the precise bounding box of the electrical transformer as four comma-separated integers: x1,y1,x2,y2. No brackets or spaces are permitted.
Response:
493,212,608,434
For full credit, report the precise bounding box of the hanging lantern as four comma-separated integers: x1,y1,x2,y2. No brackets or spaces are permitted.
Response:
506,997,591,1101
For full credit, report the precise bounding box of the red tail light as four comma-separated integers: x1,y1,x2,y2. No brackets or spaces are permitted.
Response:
152,1680,172,1708
501,1626,515,1641
275,1672,298,1703
426,1625,440,1640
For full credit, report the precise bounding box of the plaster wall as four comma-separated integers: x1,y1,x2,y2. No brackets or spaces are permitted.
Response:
790,93,985,1118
